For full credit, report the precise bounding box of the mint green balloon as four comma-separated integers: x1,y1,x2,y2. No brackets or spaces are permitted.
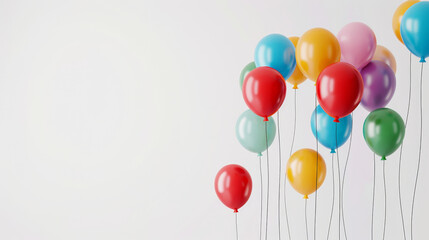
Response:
236,110,276,155
239,62,256,89
363,108,405,160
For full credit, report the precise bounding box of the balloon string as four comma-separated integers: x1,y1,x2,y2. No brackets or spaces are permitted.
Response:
265,121,270,240
326,153,335,240
284,88,296,240
335,123,341,240
341,113,352,240
289,89,297,157
371,153,376,240
314,92,319,240
277,113,282,240
259,155,263,240
411,61,424,240
398,52,412,240
382,160,387,240
305,198,309,240
235,212,239,240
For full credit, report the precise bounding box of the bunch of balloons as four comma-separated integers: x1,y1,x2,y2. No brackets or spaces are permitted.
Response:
215,23,405,210
213,1,429,236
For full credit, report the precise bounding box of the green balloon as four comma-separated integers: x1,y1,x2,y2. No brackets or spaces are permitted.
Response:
363,108,405,160
236,110,276,155
239,62,256,89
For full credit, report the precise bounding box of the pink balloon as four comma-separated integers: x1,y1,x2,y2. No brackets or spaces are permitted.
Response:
337,22,377,70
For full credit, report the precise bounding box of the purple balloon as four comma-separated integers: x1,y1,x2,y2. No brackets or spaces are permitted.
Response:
359,60,396,111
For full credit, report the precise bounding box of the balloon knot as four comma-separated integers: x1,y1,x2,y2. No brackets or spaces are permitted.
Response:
333,118,340,123
420,58,426,63
292,84,298,89
263,116,269,122
303,195,309,199
257,152,263,157
233,209,238,213
330,149,336,154
381,156,386,161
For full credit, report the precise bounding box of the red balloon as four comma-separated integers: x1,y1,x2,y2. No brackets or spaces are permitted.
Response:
214,164,252,212
243,67,286,121
316,62,364,122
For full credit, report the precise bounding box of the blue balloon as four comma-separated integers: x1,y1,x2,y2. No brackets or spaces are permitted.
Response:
400,2,429,62
310,105,352,153
254,34,296,79
236,110,276,156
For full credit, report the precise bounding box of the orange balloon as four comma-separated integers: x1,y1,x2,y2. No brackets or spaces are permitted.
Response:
373,45,397,73
296,28,341,83
392,0,420,44
286,37,306,89
286,148,326,199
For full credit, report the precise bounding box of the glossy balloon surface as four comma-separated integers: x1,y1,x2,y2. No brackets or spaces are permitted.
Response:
242,67,286,121
296,28,341,82
337,22,377,70
255,34,296,79
400,1,429,62
316,62,364,122
360,61,396,111
214,164,252,212
363,108,405,160
392,0,420,44
287,148,326,199
311,105,352,153
236,110,276,155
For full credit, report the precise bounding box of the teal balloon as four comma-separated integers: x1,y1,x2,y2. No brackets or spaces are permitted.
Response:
236,110,276,155
311,105,352,153
363,108,405,160
254,34,296,79
239,62,256,89
400,2,429,62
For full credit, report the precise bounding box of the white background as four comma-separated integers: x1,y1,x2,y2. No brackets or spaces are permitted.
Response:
0,0,428,239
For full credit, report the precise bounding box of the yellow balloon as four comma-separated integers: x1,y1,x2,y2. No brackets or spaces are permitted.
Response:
373,45,397,73
296,28,341,83
392,0,420,44
286,148,326,199
286,36,306,89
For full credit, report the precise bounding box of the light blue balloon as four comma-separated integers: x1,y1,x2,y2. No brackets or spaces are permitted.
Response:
400,2,429,62
236,110,276,155
310,105,352,153
254,34,296,79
